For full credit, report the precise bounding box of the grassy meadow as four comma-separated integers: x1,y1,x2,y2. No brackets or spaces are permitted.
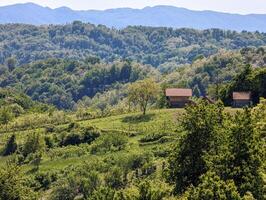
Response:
0,109,181,170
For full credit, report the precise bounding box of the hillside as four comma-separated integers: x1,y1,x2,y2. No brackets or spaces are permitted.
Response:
0,59,157,109
0,3,265,200
1,22,266,67
1,3,266,32
0,101,265,199
162,47,266,96
1,47,265,109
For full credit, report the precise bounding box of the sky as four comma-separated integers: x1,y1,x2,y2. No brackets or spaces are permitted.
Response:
0,0,266,14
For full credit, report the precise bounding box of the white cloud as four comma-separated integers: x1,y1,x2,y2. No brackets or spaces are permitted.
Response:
0,0,266,14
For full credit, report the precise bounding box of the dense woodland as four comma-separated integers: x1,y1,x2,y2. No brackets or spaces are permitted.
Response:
1,22,266,67
0,22,265,200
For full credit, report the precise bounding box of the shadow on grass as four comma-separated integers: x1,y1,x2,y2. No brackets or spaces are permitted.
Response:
122,113,155,124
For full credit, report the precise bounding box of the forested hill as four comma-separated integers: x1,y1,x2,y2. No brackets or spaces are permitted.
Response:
1,3,266,32
1,22,266,67
0,58,157,109
1,46,265,110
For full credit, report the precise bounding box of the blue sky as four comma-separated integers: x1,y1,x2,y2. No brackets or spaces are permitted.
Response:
1,0,266,14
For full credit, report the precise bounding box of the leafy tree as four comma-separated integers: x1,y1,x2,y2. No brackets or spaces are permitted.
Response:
120,62,132,81
128,79,158,115
80,170,101,198
2,134,17,156
31,152,42,171
186,171,241,200
0,161,37,199
51,170,100,200
169,100,225,194
5,57,17,71
89,187,116,200
227,108,264,199
22,132,45,159
252,98,266,143
0,106,13,131
137,181,167,200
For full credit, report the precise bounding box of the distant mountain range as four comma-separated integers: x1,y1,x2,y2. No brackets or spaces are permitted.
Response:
1,3,266,32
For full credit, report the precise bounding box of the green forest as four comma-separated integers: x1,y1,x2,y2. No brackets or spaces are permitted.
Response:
1,22,266,67
0,22,265,200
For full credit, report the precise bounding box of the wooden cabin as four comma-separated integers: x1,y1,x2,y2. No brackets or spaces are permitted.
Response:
165,88,192,108
232,92,252,107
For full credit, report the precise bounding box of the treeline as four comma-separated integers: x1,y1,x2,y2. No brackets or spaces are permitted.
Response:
162,47,266,98
220,65,266,105
0,89,52,130
1,48,265,112
1,22,266,67
0,58,155,109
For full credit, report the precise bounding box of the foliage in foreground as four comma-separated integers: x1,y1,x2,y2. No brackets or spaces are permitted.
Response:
0,161,37,200
169,100,265,199
0,99,265,200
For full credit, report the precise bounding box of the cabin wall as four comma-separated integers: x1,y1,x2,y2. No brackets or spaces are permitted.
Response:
168,96,190,108
233,100,252,108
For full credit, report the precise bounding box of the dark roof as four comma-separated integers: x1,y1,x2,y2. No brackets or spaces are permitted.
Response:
233,92,251,100
165,88,192,97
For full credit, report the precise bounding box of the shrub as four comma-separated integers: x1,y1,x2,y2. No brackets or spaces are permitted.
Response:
0,162,37,200
137,181,168,200
44,135,55,148
34,171,58,190
104,167,125,189
60,126,100,147
2,134,17,156
91,133,127,154
186,171,241,200
88,187,116,200
21,132,45,159
139,132,167,143
61,133,81,146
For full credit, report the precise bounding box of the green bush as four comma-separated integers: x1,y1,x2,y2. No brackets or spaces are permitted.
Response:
139,132,167,143
186,171,241,200
60,126,100,147
91,133,127,154
104,167,125,189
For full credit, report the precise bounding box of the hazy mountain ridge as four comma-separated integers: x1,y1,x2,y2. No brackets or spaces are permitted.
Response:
1,3,266,32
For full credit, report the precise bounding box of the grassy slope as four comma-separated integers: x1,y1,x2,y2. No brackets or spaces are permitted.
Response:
0,109,181,170
0,107,242,170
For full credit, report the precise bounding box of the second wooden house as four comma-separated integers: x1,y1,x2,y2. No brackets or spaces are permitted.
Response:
232,92,252,107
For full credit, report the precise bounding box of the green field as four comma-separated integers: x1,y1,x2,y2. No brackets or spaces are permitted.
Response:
0,109,182,170
0,107,241,170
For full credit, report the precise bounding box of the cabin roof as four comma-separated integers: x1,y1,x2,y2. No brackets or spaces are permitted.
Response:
233,92,251,100
165,88,192,97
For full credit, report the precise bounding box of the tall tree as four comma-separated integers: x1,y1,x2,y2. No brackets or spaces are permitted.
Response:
128,79,158,115
227,108,264,199
169,100,225,194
